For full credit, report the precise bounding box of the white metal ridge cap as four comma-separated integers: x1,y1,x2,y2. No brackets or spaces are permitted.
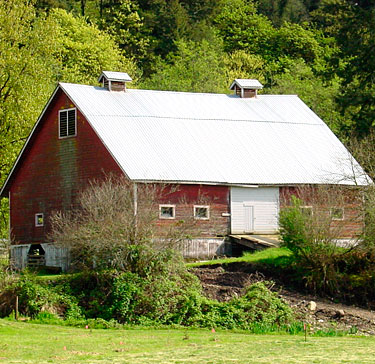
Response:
60,82,299,100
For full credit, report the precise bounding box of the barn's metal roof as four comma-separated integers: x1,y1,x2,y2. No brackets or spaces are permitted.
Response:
98,71,132,83
230,79,263,90
27,83,363,186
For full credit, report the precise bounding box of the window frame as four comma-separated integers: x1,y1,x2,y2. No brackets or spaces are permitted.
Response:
300,205,313,217
194,205,210,220
330,207,344,221
35,213,44,227
159,204,176,219
58,107,77,139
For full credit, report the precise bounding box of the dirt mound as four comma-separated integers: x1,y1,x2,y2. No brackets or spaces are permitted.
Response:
191,266,375,335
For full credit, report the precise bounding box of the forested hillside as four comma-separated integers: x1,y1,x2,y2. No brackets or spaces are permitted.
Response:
1,0,374,237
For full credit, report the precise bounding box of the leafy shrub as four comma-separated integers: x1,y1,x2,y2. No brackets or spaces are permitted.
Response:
3,274,82,319
0,271,295,331
279,194,348,294
232,282,293,327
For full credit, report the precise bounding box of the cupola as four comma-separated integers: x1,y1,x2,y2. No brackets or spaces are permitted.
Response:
230,79,263,98
98,71,132,92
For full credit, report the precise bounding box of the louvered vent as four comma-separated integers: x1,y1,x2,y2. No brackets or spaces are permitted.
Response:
59,108,76,138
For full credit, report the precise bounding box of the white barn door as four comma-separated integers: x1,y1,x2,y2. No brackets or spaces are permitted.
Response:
243,204,254,232
231,187,279,234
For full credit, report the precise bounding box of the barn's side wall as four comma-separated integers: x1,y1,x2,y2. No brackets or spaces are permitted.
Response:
279,186,364,238
157,184,230,237
9,89,123,245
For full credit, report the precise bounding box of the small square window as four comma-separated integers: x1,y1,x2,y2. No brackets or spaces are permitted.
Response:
331,207,344,220
300,206,313,217
59,108,76,138
194,205,210,220
35,213,44,227
159,205,175,219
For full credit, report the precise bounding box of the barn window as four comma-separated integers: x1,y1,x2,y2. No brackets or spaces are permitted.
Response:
35,213,44,227
194,205,210,220
331,207,344,220
59,108,76,138
159,205,175,219
300,206,313,217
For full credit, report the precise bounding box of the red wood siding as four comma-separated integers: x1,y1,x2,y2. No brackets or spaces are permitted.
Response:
279,186,364,238
9,89,123,244
157,184,230,237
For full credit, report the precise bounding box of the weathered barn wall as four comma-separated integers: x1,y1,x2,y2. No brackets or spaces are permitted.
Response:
182,237,230,258
10,244,29,270
157,184,230,237
41,243,69,272
279,186,364,238
9,89,123,245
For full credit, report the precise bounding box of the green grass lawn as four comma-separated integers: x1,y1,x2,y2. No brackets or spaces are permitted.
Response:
1,319,375,364
187,247,292,268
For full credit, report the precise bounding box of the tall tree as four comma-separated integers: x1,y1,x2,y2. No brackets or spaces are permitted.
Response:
99,0,149,63
49,8,137,85
214,0,323,66
141,37,228,93
314,0,375,136
0,0,58,238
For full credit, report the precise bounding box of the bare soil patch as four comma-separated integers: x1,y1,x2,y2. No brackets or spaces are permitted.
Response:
191,266,375,335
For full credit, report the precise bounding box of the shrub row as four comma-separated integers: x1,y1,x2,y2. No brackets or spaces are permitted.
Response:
0,270,294,331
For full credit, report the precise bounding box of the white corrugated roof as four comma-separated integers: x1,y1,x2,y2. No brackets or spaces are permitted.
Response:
230,79,263,90
98,71,132,82
59,83,369,186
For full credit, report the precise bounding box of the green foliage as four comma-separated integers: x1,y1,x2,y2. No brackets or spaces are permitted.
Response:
279,194,343,293
214,0,274,56
99,0,149,62
224,50,266,84
49,8,137,85
0,198,8,240
313,0,375,136
258,0,312,26
214,0,323,65
0,0,58,188
141,37,228,93
278,189,375,301
7,273,82,318
0,270,294,331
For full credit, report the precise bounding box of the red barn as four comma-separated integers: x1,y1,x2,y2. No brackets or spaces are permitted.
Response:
0,72,370,270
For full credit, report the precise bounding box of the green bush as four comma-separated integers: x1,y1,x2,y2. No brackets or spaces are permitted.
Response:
279,195,344,294
3,274,82,319
0,271,295,331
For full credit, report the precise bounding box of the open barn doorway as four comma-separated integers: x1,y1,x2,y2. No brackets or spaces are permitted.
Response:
27,244,46,269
